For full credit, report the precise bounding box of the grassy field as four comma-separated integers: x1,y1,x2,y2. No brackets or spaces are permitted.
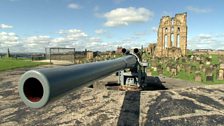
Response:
0,57,49,72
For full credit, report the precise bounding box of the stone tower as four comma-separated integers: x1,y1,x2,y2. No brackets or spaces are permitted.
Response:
154,12,187,57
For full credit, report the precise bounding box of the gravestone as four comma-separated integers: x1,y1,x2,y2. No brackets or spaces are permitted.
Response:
183,64,188,71
151,60,158,67
206,76,213,82
186,66,191,74
219,58,224,64
206,57,211,62
199,64,203,70
147,70,152,76
209,55,212,59
182,58,186,63
163,58,169,64
199,60,204,64
205,67,213,76
153,67,157,72
157,69,163,74
171,68,177,76
177,65,181,72
195,71,202,82
196,56,201,61
206,61,211,65
191,66,197,72
202,66,206,73
218,69,224,80
157,64,162,69
213,64,218,69
201,56,206,63
166,66,171,72
209,65,214,69
190,55,194,61
220,64,224,69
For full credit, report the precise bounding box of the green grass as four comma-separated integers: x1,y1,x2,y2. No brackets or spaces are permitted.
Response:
176,71,195,81
0,57,49,72
211,54,219,65
173,69,224,84
151,70,159,76
203,80,224,84
201,72,224,84
163,70,171,77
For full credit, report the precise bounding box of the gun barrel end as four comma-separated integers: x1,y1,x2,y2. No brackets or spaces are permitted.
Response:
23,78,43,102
19,70,50,108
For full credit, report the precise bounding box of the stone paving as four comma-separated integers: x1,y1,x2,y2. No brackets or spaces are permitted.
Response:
0,68,224,126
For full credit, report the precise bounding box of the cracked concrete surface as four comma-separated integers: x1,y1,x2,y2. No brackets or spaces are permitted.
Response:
0,67,224,126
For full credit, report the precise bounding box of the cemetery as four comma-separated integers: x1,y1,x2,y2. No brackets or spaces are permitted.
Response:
146,53,224,84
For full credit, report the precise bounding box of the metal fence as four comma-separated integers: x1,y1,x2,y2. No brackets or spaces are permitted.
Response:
46,47,76,63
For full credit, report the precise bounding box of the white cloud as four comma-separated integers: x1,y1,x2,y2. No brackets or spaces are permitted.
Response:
25,36,51,45
67,3,81,9
20,29,89,52
0,29,88,52
51,37,65,43
58,29,87,41
0,24,13,29
107,39,148,50
186,6,212,13
21,35,51,52
95,29,106,34
0,32,18,43
0,32,20,52
0,28,149,52
51,29,107,51
188,33,224,50
89,37,102,43
103,7,154,27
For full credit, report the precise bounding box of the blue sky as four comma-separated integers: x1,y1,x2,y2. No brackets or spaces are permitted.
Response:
0,0,224,52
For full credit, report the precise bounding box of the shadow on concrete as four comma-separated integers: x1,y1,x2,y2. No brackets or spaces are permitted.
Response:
117,91,141,126
142,76,168,90
105,81,120,86
117,77,167,125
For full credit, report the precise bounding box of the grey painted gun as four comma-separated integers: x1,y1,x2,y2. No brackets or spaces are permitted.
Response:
18,48,148,108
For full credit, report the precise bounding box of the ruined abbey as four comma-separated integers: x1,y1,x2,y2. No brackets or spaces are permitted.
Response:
148,12,188,58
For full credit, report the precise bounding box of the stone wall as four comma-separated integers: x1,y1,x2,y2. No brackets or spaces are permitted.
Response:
145,43,157,56
154,12,187,58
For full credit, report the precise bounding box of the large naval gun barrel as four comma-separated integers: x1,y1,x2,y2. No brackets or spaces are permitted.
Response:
19,54,137,108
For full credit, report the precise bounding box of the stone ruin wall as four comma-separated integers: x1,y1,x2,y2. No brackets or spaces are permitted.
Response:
154,12,187,58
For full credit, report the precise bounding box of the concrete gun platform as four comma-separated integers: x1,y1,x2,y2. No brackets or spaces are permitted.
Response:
0,67,224,126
